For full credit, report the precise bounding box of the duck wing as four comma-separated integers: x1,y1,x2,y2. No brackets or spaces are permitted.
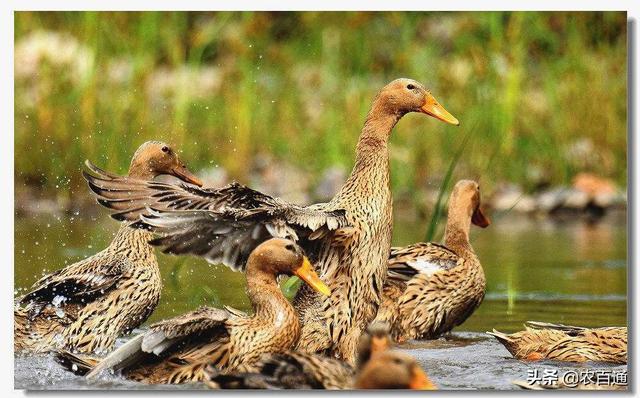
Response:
83,160,350,271
20,254,132,317
85,306,230,380
387,243,460,282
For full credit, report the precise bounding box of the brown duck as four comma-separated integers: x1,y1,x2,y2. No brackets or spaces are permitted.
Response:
14,141,202,355
207,322,437,390
488,321,627,364
56,239,331,384
375,180,490,342
81,78,459,364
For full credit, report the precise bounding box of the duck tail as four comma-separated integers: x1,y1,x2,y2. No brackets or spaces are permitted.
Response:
486,329,512,343
525,321,585,334
55,351,100,376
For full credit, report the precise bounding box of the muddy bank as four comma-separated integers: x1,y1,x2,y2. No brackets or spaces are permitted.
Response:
15,158,626,224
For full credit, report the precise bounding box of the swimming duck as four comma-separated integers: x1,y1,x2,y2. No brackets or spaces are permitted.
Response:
207,322,437,390
81,78,459,364
488,321,627,364
14,141,202,355
57,239,331,384
375,180,490,341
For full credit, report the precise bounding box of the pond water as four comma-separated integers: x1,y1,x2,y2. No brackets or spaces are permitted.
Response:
14,210,627,390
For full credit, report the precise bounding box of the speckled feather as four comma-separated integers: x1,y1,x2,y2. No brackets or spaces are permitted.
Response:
15,224,161,355
83,79,456,363
489,322,627,364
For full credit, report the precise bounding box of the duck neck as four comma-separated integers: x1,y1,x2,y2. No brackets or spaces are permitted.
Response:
443,205,474,257
345,103,401,192
108,223,155,261
246,269,296,325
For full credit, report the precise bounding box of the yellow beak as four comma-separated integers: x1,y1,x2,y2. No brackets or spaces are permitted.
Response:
409,366,438,390
294,257,331,297
420,93,460,126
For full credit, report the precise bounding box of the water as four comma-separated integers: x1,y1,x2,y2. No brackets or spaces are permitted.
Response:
14,211,627,389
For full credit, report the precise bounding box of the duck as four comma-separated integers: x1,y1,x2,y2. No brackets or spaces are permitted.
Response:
14,141,203,355
488,321,627,364
375,180,490,342
81,78,459,364
207,322,437,390
56,238,331,384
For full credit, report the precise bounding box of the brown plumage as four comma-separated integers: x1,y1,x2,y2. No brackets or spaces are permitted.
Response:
14,141,202,355
57,239,331,384
81,78,459,364
375,180,490,341
488,321,627,364
207,322,437,390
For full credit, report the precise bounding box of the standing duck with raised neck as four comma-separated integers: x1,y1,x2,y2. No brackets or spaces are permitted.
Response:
81,78,459,364
56,239,331,384
14,141,203,355
375,180,490,341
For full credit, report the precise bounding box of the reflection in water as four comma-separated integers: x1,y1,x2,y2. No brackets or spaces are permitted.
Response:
15,213,627,332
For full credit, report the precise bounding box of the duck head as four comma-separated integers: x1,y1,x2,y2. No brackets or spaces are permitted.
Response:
374,78,459,125
355,350,437,390
451,180,490,228
128,141,203,186
356,322,393,367
249,238,331,297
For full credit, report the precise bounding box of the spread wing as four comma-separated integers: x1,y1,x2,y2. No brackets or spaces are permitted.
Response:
83,160,350,271
387,243,460,282
83,160,278,221
20,254,131,316
86,306,230,379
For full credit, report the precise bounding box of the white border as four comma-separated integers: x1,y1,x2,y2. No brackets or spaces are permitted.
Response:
3,2,639,398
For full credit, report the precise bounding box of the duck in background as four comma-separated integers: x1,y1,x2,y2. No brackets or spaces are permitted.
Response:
488,321,627,364
375,180,490,342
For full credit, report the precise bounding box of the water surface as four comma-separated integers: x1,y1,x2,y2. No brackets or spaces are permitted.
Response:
14,211,627,389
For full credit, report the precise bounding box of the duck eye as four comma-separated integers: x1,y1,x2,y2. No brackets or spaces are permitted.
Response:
161,146,170,153
285,244,296,252
406,84,415,90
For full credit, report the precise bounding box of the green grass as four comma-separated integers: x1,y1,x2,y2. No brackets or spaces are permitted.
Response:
14,11,627,200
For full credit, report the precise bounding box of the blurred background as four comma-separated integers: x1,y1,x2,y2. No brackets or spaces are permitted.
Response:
14,12,627,332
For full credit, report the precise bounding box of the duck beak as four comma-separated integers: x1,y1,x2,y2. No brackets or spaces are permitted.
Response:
409,366,437,390
420,93,460,126
294,257,331,297
370,336,390,354
472,206,490,228
171,164,204,187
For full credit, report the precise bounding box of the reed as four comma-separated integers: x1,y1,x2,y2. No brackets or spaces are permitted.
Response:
14,11,627,201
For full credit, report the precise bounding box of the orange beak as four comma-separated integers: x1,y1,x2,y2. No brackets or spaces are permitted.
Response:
294,257,331,297
370,336,390,355
472,206,491,228
409,366,438,390
420,93,460,126
171,164,204,187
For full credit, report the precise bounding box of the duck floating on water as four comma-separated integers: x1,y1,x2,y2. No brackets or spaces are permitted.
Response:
14,141,202,355
375,180,490,341
488,321,627,364
56,239,330,384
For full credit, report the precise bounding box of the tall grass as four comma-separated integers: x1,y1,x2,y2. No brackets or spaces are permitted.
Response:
14,12,627,201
